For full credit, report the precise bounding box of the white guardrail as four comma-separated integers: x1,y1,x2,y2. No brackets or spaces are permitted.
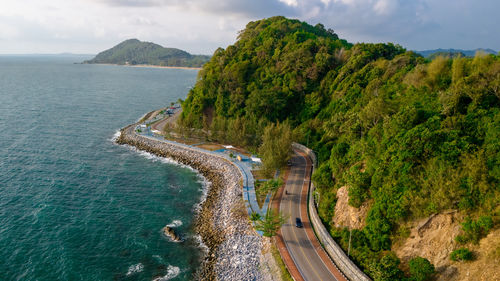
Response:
292,143,371,281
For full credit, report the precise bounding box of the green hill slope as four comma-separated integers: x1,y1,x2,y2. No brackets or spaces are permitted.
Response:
179,16,500,280
84,39,210,67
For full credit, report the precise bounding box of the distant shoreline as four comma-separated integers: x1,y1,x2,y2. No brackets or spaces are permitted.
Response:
86,63,202,70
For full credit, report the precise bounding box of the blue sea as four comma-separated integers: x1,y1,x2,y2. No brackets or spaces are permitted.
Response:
0,55,204,281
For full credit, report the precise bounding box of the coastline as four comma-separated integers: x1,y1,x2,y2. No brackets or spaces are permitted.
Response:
85,63,202,70
116,120,272,280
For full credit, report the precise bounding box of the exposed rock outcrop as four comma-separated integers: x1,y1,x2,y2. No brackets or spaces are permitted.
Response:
332,186,371,230
162,226,182,242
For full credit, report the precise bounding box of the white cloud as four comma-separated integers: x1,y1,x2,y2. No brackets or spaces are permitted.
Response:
373,0,398,16
0,0,498,54
279,0,298,7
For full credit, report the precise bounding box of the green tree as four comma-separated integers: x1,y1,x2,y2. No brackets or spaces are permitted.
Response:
409,257,435,281
455,216,494,244
256,209,287,237
369,252,404,281
259,122,292,174
256,178,283,197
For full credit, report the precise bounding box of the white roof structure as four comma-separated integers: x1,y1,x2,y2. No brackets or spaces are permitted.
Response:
151,129,161,134
223,145,234,149
251,157,262,163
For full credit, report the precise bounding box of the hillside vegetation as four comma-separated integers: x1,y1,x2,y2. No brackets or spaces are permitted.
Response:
84,39,210,67
179,16,500,280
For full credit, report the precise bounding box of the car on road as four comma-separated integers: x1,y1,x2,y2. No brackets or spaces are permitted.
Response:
295,217,303,228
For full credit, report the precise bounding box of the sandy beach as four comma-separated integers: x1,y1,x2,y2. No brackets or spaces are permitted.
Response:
87,63,202,70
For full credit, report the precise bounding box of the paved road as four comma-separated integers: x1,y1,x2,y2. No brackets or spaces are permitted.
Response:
150,108,182,132
280,152,341,281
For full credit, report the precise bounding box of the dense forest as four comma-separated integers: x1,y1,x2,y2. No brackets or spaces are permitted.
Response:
179,16,500,280
84,39,210,67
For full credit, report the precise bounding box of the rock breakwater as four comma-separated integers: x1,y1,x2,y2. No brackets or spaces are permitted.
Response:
117,123,271,280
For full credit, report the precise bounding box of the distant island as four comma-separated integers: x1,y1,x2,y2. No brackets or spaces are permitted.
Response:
83,39,210,68
416,48,497,58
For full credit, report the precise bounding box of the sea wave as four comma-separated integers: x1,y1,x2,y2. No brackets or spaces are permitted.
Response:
166,220,182,228
193,176,210,214
110,130,121,142
126,263,144,276
152,265,180,281
117,139,212,214
152,255,165,264
119,142,193,171
192,234,209,255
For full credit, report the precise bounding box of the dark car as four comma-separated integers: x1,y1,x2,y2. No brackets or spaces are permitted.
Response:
287,160,293,166
295,217,303,228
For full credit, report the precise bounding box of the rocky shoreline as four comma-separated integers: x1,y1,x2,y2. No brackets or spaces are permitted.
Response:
116,122,273,280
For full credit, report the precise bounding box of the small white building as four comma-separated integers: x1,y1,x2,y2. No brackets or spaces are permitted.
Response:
251,157,262,163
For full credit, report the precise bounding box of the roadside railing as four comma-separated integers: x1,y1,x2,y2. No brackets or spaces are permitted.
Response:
292,143,371,281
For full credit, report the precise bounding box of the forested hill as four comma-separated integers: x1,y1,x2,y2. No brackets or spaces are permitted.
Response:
417,48,497,58
180,16,500,280
83,39,210,67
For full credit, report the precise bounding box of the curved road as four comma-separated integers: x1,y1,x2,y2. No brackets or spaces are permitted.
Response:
279,151,345,281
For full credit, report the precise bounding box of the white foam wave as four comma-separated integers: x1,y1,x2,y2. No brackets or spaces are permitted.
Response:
152,265,180,281
126,263,144,276
166,220,182,228
193,175,211,214
123,144,193,171
110,130,121,142
193,234,209,255
117,138,213,223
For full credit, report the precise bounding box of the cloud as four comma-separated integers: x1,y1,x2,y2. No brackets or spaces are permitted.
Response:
94,0,296,18
0,0,498,54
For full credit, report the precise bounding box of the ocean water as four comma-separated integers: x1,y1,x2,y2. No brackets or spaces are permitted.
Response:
0,56,204,281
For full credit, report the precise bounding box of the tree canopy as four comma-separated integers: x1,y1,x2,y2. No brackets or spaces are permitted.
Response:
84,39,210,67
179,16,500,280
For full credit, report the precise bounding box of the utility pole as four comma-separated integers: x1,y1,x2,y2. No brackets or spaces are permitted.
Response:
348,219,352,257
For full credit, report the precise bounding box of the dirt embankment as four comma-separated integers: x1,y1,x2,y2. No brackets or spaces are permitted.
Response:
334,186,500,281
393,212,500,281
332,186,371,229
393,212,462,278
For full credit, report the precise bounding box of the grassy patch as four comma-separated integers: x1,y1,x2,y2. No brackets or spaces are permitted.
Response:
271,240,294,281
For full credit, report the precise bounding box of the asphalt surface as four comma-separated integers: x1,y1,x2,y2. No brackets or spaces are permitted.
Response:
280,153,340,281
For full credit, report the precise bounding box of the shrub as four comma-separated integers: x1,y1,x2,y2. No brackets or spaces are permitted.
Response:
409,256,435,281
456,216,494,244
369,252,404,281
250,212,261,221
450,248,474,261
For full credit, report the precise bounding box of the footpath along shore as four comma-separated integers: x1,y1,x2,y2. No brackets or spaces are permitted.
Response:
116,117,276,280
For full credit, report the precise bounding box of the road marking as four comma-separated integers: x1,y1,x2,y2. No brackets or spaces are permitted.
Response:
283,157,325,281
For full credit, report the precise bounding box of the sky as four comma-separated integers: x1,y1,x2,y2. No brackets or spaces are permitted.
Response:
0,0,498,55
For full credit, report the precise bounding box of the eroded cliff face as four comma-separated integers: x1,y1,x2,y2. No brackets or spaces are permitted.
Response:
393,213,500,281
451,228,500,281
335,186,499,281
392,212,462,278
332,186,371,230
